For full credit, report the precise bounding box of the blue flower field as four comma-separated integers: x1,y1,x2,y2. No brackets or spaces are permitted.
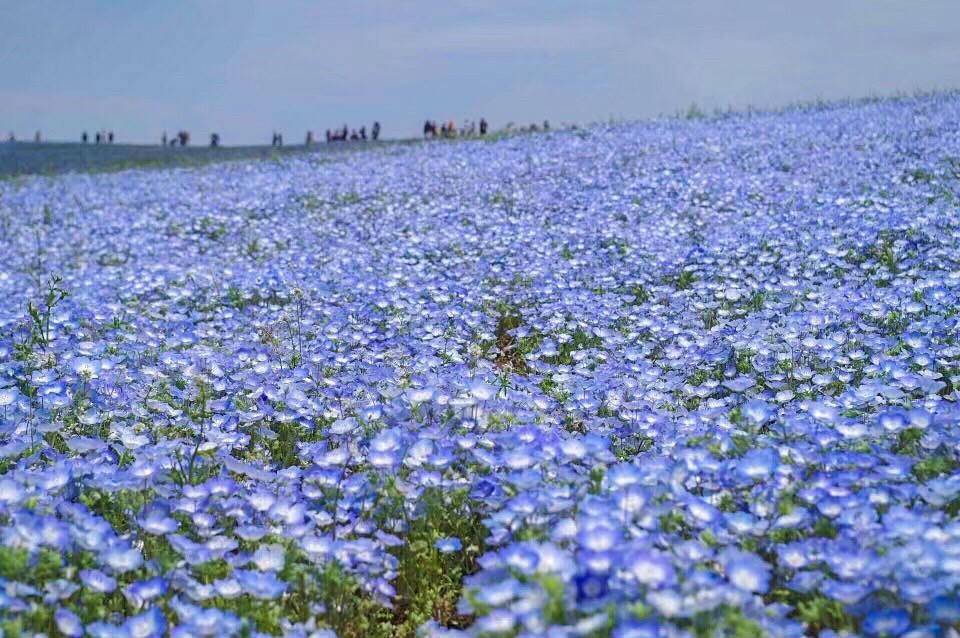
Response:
1,94,960,637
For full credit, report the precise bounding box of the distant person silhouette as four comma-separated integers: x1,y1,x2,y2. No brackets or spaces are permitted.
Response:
95,132,101,144
479,118,488,136
372,121,380,141
305,130,313,146
210,133,220,147
82,131,88,144
108,131,114,144
162,131,167,146
360,126,367,141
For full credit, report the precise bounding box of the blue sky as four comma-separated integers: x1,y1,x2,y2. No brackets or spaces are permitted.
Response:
2,1,960,144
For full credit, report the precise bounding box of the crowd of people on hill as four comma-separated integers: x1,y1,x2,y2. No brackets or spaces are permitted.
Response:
324,121,381,143
507,120,551,134
424,118,489,138
423,118,553,139
7,117,559,148
160,131,192,147
78,130,116,144
5,129,117,144
154,124,385,148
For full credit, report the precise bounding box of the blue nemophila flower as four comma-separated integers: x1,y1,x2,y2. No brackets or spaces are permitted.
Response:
877,408,910,433
574,570,609,602
102,543,144,572
928,596,960,623
475,609,517,635
578,520,622,552
684,497,720,526
234,569,288,599
166,535,215,565
125,607,167,638
55,607,83,638
71,356,103,379
0,479,24,505
435,537,462,553
807,401,839,422
741,399,773,424
500,544,540,573
80,568,118,593
646,588,683,617
250,543,286,571
821,579,868,605
623,550,676,588
369,428,403,469
328,417,358,435
268,499,307,526
169,596,244,636
720,549,771,593
0,387,20,412
235,525,269,542
86,620,132,638
247,490,277,512
44,578,80,603
862,609,911,637
124,578,168,607
736,448,779,481
469,380,497,401
0,591,26,613
723,376,755,393
214,577,243,599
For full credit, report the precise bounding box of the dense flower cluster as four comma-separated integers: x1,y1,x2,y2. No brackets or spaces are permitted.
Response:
1,94,960,637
